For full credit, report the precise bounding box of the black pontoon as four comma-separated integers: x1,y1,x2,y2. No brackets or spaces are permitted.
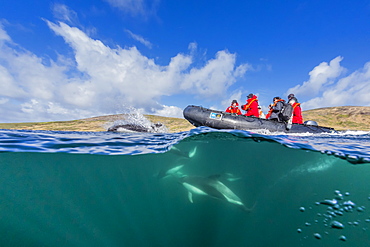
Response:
183,105,335,134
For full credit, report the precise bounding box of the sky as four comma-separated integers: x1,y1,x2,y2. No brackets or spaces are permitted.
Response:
1,0,370,123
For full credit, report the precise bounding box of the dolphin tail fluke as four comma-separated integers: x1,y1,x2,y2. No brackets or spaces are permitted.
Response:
241,201,257,213
188,146,198,158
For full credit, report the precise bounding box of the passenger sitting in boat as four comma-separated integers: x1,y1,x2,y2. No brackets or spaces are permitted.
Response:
225,100,242,115
288,93,295,101
288,97,303,124
267,97,285,121
258,106,266,119
241,94,259,117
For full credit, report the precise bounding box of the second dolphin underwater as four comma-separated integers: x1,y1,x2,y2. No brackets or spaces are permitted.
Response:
179,174,254,212
159,145,253,212
169,146,197,158
156,146,198,179
163,166,253,212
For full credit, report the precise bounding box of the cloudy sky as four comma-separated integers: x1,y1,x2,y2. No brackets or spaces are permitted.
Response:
1,0,370,122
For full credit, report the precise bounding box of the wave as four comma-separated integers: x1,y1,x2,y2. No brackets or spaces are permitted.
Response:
0,127,369,164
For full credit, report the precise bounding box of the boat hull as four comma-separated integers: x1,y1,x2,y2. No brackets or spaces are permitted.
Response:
183,105,335,134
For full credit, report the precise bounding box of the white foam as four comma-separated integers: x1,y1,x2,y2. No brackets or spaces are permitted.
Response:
106,106,169,133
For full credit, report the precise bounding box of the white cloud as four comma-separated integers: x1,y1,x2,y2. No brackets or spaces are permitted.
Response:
221,90,243,109
181,51,249,97
125,29,153,49
188,42,197,52
287,56,346,98
0,21,248,122
51,3,79,25
104,0,159,18
153,105,183,118
0,21,11,42
287,58,370,110
0,97,9,104
0,65,26,97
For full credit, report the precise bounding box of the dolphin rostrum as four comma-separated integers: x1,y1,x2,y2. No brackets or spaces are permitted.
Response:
179,174,253,212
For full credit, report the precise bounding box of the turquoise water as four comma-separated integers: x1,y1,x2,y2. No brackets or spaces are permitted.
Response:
0,128,370,246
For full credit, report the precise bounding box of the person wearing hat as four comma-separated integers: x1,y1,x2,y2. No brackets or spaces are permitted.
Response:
258,106,266,119
288,93,295,101
266,96,285,121
225,100,242,115
288,97,303,124
241,93,259,117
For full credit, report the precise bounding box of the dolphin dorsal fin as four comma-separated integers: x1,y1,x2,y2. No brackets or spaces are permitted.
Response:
188,191,194,203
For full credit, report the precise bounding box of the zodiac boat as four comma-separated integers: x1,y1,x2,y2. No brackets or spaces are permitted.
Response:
183,105,336,134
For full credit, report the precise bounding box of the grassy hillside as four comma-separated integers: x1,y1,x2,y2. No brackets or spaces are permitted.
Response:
302,106,370,131
0,114,194,133
0,106,369,132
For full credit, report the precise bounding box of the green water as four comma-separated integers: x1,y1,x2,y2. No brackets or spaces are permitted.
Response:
0,136,369,246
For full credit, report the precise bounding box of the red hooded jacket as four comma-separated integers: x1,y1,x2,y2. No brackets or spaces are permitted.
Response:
292,102,303,124
225,103,242,115
241,95,259,117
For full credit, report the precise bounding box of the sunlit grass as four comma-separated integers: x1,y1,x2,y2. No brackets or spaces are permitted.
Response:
0,115,194,133
1,106,369,132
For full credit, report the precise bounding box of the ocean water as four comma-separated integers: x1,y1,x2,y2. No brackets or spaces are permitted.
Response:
0,127,370,246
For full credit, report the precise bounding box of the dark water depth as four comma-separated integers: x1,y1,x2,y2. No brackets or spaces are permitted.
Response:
0,128,370,246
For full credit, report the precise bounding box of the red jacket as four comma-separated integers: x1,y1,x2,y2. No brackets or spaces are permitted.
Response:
225,105,242,115
241,95,259,117
292,103,303,124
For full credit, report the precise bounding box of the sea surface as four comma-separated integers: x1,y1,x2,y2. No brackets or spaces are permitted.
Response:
1,127,370,246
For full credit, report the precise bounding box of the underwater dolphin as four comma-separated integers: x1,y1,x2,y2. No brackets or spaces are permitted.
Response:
179,175,253,212
157,164,185,179
169,146,197,158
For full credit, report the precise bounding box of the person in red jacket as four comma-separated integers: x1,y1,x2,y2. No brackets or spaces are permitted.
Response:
289,97,303,124
225,100,242,115
241,94,259,117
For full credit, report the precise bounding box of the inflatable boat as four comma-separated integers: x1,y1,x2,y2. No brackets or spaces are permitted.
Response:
183,105,336,134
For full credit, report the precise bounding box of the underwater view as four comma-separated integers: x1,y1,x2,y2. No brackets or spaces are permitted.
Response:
0,127,370,246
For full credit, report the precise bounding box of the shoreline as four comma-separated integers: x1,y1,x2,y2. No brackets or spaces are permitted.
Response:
0,106,370,132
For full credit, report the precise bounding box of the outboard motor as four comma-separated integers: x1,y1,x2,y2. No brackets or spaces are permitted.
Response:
304,120,318,126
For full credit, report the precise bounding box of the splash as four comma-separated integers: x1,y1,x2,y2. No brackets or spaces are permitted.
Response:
106,107,168,133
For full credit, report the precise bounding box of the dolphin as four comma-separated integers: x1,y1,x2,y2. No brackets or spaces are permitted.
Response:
156,164,185,179
169,146,197,158
108,122,165,133
179,174,253,212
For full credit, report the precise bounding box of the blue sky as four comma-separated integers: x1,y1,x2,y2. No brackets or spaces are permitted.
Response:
1,0,370,122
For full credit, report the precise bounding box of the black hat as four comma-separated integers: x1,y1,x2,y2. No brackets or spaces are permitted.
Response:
288,93,295,100
231,100,238,104
247,93,254,98
289,97,298,103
